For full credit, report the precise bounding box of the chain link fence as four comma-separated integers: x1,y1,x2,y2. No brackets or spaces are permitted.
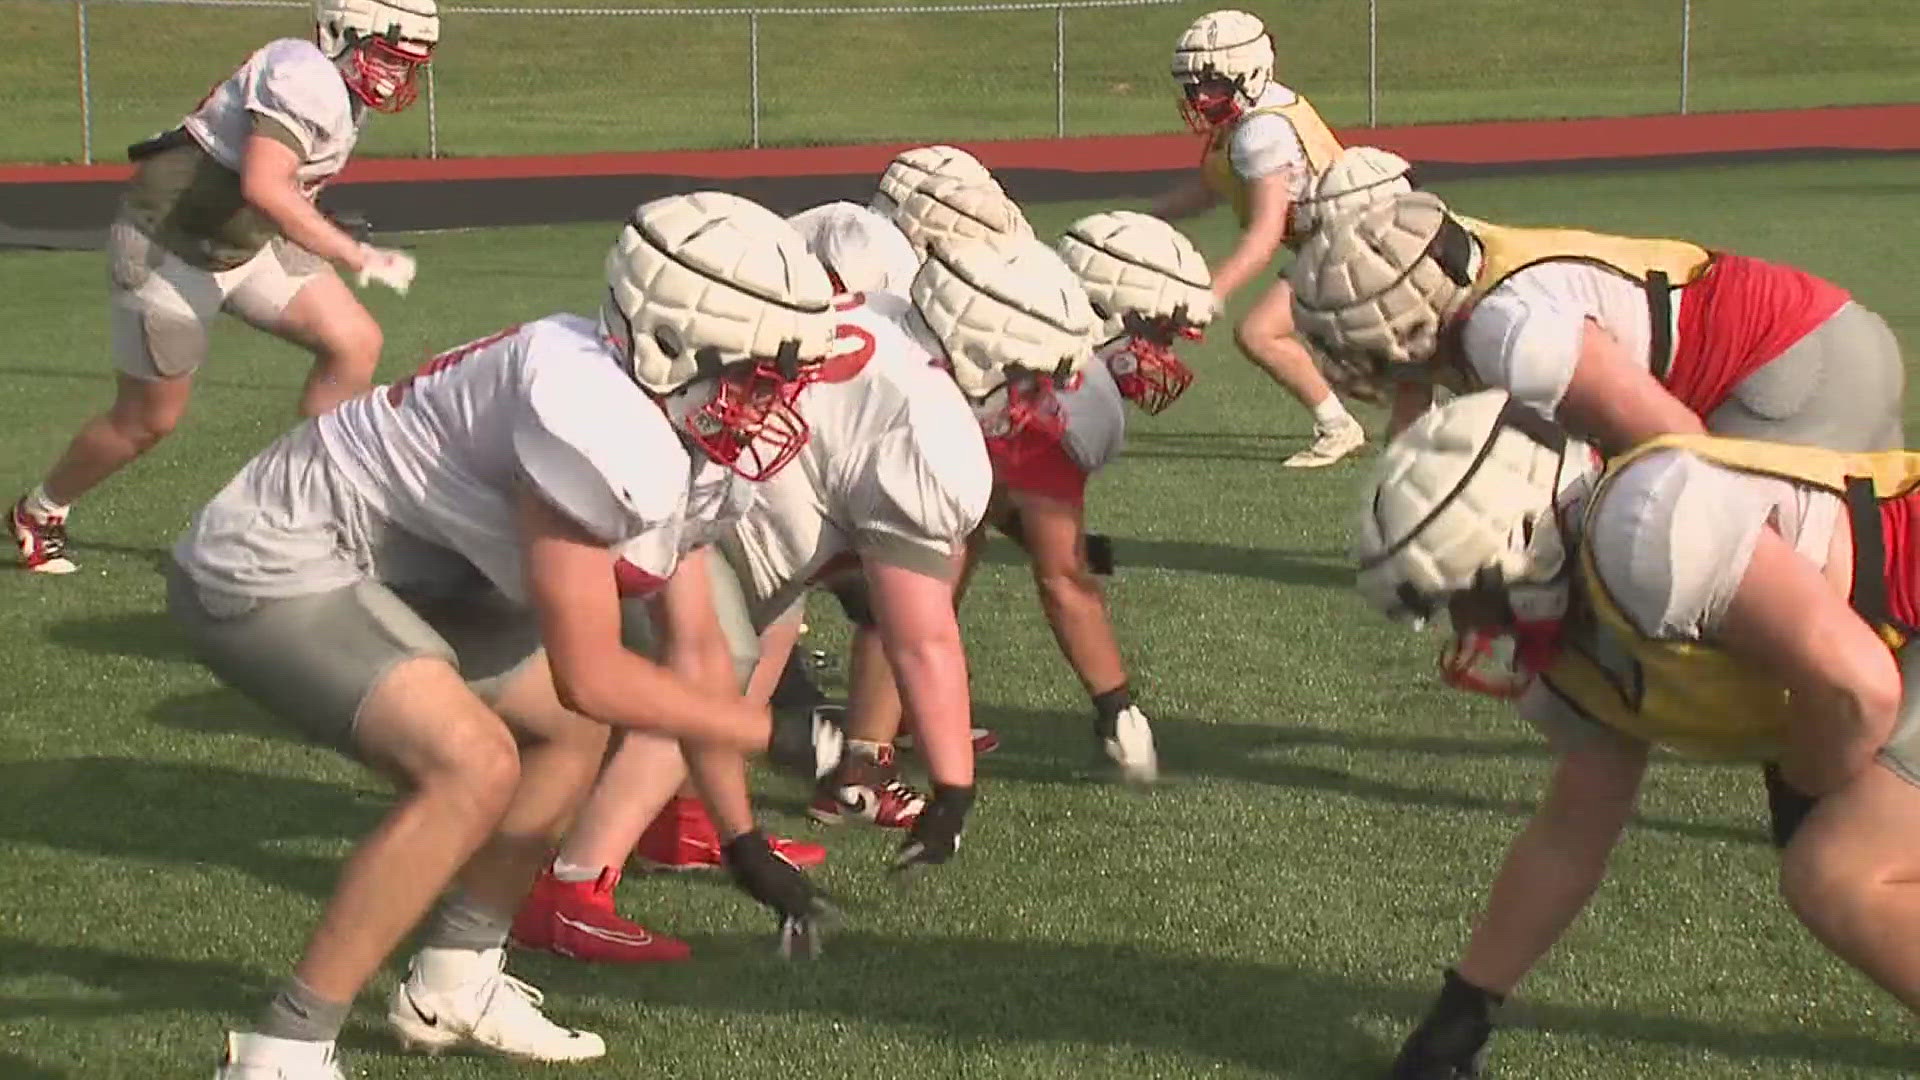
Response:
12,0,1918,164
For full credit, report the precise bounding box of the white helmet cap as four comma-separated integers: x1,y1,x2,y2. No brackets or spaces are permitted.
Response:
893,176,1033,259
1170,10,1274,103
785,201,920,296
1057,210,1215,341
1289,190,1477,395
909,234,1098,401
871,144,997,218
315,0,439,57
602,191,835,397
1355,389,1590,626
1295,146,1416,236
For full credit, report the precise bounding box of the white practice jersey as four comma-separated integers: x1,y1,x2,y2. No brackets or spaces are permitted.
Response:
1230,84,1312,201
182,38,363,195
725,291,991,624
1520,447,1842,732
1460,262,1668,420
786,202,921,296
309,314,694,601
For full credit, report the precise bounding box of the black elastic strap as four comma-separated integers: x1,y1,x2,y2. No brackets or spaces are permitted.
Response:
127,126,192,162
1846,476,1890,626
1643,270,1674,381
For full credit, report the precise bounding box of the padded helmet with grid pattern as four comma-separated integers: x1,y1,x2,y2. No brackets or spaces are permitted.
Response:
892,176,1034,259
1057,210,1214,340
1288,190,1475,387
910,234,1098,401
602,191,835,396
1295,146,1416,236
871,145,997,218
1171,10,1274,103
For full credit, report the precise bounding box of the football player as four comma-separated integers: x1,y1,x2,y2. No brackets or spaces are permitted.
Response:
1288,190,1906,454
890,174,1035,257
1152,9,1363,468
12,0,433,574
175,193,836,1078
1357,390,1920,1075
515,236,1096,947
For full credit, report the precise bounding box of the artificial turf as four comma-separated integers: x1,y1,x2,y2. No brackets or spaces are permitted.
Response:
1,157,1918,1077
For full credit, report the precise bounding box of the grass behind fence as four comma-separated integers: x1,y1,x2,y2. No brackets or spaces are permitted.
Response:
2,0,1916,164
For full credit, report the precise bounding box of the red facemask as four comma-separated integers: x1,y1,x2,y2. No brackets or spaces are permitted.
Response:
1179,80,1242,134
1107,317,1200,414
978,373,1067,470
677,361,815,482
1437,620,1568,700
341,36,432,113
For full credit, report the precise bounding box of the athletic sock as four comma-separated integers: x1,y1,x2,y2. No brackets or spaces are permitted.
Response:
1310,394,1351,426
551,858,602,884
22,484,68,520
419,889,514,952
255,976,351,1043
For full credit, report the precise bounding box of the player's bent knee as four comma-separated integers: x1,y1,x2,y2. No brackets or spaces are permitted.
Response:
431,722,522,812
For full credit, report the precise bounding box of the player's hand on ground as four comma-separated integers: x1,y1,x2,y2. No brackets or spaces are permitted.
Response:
723,830,837,958
1388,969,1498,1079
890,783,975,878
355,245,417,295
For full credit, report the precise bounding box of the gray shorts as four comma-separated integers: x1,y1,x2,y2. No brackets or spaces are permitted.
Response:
1523,641,1920,791
1707,300,1905,452
108,219,330,380
616,551,763,689
167,562,541,755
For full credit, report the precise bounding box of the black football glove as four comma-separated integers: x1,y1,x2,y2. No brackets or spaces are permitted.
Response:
724,830,837,958
890,784,975,878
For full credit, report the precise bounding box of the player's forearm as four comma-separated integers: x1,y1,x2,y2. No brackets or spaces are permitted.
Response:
1037,572,1127,696
1210,231,1284,301
888,636,974,788
551,650,769,753
1153,176,1218,221
682,745,756,839
244,177,365,270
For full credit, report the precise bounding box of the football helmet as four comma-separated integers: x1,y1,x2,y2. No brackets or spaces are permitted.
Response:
1171,9,1274,133
1294,146,1416,236
1057,210,1213,414
314,0,439,113
871,144,996,218
891,176,1033,258
909,235,1098,463
602,191,835,480
1355,389,1595,697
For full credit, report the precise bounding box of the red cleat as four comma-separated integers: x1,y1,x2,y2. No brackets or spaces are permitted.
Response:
808,744,927,829
631,796,827,872
510,867,691,964
11,497,75,574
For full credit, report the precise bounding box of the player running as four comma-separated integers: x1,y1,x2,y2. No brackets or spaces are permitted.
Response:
176,192,837,1077
1153,8,1364,468
1357,389,1920,1075
13,0,433,574
1287,189,1905,453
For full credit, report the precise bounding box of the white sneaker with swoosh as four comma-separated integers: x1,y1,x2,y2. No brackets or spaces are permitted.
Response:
387,946,605,1061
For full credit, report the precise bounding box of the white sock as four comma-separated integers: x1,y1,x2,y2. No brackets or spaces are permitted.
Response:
23,484,68,519
413,945,503,991
1310,395,1351,426
551,858,601,883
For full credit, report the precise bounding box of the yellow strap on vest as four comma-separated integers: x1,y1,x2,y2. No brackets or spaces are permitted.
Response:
1201,97,1344,231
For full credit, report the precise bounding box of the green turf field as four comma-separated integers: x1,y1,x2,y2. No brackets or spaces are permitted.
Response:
2,157,1919,1078
4,0,1918,163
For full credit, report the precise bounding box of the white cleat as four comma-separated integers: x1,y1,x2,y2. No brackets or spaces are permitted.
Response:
1102,705,1159,785
211,1032,346,1080
1282,415,1366,468
387,946,606,1062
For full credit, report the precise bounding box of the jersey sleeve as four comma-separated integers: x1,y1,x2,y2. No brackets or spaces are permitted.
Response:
1587,449,1781,639
845,424,991,577
242,40,352,163
1460,288,1586,419
512,356,686,547
1229,114,1307,187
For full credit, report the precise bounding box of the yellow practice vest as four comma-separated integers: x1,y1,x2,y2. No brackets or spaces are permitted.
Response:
1430,217,1716,391
1540,434,1920,760
1201,95,1343,238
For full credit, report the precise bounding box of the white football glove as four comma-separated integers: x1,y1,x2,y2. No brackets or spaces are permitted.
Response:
355,245,417,295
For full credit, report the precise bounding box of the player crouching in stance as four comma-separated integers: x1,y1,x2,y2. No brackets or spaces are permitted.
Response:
12,0,432,575
955,210,1215,783
1289,189,1906,455
176,192,835,1077
1357,390,1920,1077
1153,9,1362,468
